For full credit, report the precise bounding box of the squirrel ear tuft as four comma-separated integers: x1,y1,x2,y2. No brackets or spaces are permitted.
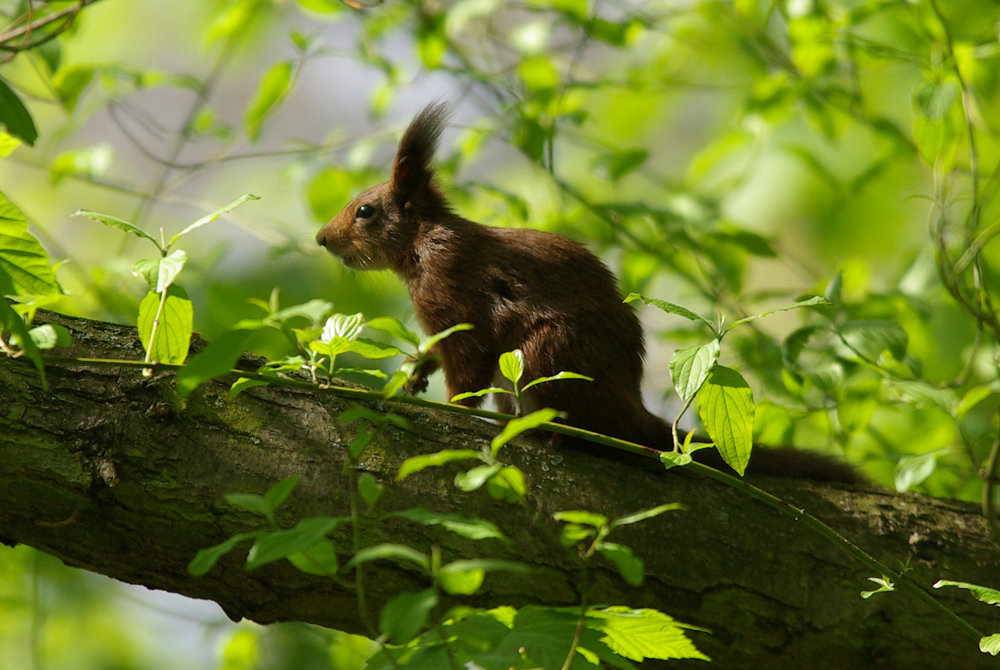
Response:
391,102,450,196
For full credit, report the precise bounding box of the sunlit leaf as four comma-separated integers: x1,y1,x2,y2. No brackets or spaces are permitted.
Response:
169,194,260,247
491,407,561,455
698,366,754,476
245,60,293,144
0,193,61,296
726,296,830,331
609,503,684,530
499,349,525,385
395,507,507,541
669,341,720,402
624,293,713,330
137,285,193,365
73,209,159,249
397,450,483,481
597,542,644,586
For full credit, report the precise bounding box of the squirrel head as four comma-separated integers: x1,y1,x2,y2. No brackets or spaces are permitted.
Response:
316,103,451,273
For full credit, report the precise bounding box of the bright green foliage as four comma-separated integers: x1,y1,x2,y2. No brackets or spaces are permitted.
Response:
0,192,60,297
699,366,755,476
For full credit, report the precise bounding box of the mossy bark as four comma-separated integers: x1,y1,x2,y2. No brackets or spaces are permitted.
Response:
1,312,998,669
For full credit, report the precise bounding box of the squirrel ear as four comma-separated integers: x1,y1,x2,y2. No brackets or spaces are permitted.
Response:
391,102,449,196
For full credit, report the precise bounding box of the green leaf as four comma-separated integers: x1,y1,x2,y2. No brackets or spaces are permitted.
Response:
395,507,507,541
669,341,720,402
894,450,947,492
660,451,693,470
597,542,644,586
348,544,430,572
137,285,193,365
177,329,253,399
491,407,561,456
205,0,260,44
73,210,160,249
860,575,896,599
287,539,339,577
296,0,344,14
726,296,831,332
49,145,113,184
980,634,1000,656
225,493,269,516
344,338,403,359
366,316,421,347
825,271,843,304
518,56,560,92
450,387,514,403
263,475,300,513
624,293,713,330
891,381,956,414
837,379,880,436
188,533,257,576
521,371,593,391
245,60,293,144
782,326,819,365
553,510,608,528
589,606,710,662
933,580,1000,606
53,65,95,113
840,320,908,361
0,131,21,158
321,312,364,342
28,323,72,350
230,376,269,399
396,449,483,480
0,298,44,383
957,385,994,419
438,560,529,596
357,473,383,510
913,79,959,121
0,193,61,296
609,504,684,531
132,249,188,293
591,149,648,181
169,194,260,248
0,77,37,145
455,464,503,492
499,349,525,385
698,366,755,476
486,466,527,503
380,589,439,644
419,322,474,354
246,517,345,569
270,298,334,325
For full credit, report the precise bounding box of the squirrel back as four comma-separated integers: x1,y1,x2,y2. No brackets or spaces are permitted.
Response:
316,104,861,485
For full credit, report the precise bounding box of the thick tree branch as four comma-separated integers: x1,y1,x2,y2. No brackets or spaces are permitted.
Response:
2,312,999,669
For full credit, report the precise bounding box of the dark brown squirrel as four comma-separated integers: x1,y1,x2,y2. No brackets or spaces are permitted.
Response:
316,104,860,484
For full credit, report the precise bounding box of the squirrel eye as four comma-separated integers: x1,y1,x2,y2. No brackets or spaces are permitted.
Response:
356,204,376,219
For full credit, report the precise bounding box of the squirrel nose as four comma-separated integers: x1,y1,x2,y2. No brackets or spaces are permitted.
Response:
316,227,328,248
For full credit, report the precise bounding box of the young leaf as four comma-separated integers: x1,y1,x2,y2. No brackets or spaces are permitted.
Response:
840,320,908,361
137,285,193,365
169,194,260,247
357,473,383,510
499,349,525,385
28,323,72,350
177,329,253,399
597,542,644,586
698,366,755,476
588,606,710,662
263,475,300,513
379,589,439,644
957,385,994,419
861,576,896,599
245,517,345,569
553,511,608,528
188,532,257,576
486,466,527,503
394,508,507,541
321,313,364,343
450,387,514,403
419,322,474,354
0,77,38,145
609,503,684,531
347,544,431,571
269,298,335,325
396,449,483,480
933,580,1000,606
894,450,947,492
344,338,403,359
660,452,693,470
669,340,720,402
491,408,561,456
437,565,485,596
624,293,714,330
245,61,293,144
0,193,61,297
132,249,188,294
455,464,503,492
225,493,269,516
980,634,1000,656
366,316,421,347
521,371,593,391
230,376,269,399
725,296,831,332
287,539,339,577
73,210,160,250
0,297,44,383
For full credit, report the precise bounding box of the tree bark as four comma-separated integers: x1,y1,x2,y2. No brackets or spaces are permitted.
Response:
2,311,998,669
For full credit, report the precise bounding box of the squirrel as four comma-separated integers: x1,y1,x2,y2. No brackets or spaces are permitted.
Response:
316,103,860,484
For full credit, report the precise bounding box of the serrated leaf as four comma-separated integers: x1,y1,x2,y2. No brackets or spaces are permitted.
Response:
137,285,193,365
395,507,506,541
0,77,37,145
669,341,720,402
521,371,593,391
169,194,259,247
491,407,561,456
499,349,525,385
246,61,293,144
347,544,430,571
624,293,713,329
396,449,482,480
246,517,345,570
177,329,253,399
597,542,644,586
73,210,160,249
419,322,474,354
698,366,755,476
0,193,61,296
366,316,421,347
380,589,439,644
188,533,257,576
726,296,831,331
589,607,710,662
609,503,684,530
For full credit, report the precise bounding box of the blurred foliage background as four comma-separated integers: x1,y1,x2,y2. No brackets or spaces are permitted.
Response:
2,0,1000,667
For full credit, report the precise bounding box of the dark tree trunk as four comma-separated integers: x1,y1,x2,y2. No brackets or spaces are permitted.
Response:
1,312,998,669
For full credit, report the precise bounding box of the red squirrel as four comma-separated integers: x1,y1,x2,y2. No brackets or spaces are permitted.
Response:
316,104,859,483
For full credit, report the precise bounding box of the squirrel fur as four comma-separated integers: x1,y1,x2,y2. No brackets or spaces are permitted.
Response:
316,103,860,484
